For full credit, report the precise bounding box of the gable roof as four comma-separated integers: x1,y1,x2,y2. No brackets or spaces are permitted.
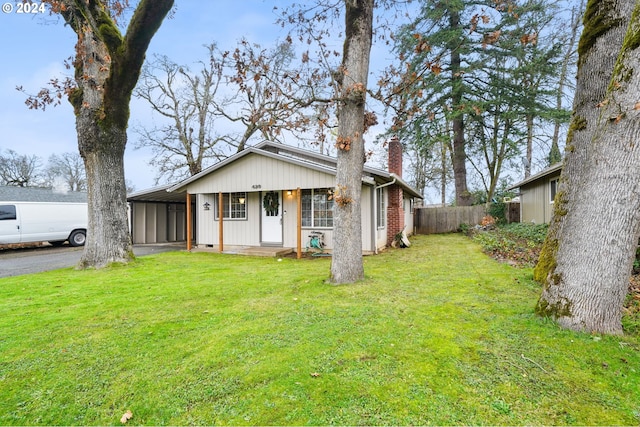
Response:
168,141,423,199
0,186,87,203
508,162,562,190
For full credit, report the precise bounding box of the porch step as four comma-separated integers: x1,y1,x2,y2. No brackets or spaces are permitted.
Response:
231,247,293,257
191,245,293,257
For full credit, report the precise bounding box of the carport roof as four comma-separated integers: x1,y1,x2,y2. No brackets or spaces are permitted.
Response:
127,184,186,203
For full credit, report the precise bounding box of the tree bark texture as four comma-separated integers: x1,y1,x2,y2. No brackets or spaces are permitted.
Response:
535,0,640,334
330,0,373,284
535,0,632,284
60,0,174,268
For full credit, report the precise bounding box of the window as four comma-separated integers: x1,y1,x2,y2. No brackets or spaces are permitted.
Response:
214,192,247,220
302,188,334,227
550,178,558,203
376,187,385,228
0,205,16,221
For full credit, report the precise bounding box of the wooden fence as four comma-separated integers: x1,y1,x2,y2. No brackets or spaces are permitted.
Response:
414,205,487,234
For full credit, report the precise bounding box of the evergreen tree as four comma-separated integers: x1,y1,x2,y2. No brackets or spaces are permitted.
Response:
382,0,572,203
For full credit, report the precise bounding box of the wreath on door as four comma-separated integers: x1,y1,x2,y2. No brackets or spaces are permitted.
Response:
263,191,279,215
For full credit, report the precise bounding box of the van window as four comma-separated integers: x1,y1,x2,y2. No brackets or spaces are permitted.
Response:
0,205,17,220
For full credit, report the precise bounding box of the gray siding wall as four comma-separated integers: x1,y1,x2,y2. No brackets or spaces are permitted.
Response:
131,202,186,244
520,171,560,224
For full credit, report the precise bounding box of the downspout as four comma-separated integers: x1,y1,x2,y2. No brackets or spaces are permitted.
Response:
373,178,397,254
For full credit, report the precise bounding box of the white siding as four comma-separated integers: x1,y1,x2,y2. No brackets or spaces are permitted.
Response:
282,191,301,248
132,203,147,244
404,196,414,235
187,154,336,194
374,187,388,251
185,153,396,252
196,193,261,246
361,185,374,252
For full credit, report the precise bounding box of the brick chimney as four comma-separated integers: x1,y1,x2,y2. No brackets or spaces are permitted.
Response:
387,136,405,245
388,135,403,176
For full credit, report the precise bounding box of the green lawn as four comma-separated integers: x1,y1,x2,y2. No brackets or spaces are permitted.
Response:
1,234,639,425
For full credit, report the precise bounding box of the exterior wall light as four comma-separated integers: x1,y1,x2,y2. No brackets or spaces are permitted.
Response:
203,201,211,210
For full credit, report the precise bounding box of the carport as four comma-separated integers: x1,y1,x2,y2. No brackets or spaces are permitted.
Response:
127,184,194,245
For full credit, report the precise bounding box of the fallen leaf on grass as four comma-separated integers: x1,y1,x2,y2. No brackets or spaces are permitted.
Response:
310,372,321,377
120,410,133,424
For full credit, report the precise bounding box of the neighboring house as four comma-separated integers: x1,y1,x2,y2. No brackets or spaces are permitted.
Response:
0,186,87,203
508,163,562,224
128,138,422,254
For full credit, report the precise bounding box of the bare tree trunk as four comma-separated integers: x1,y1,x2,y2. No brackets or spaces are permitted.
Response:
330,0,373,284
550,0,584,165
535,0,639,334
441,141,448,206
525,114,533,178
58,0,174,268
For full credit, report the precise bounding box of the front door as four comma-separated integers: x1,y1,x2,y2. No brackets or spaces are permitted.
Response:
261,191,282,245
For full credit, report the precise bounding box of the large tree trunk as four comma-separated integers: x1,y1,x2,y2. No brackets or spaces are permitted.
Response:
79,128,132,268
449,9,470,207
330,0,373,284
58,0,174,268
535,0,632,284
535,0,639,334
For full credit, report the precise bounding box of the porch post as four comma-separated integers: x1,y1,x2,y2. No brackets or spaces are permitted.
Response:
218,192,224,253
186,192,192,251
297,187,302,259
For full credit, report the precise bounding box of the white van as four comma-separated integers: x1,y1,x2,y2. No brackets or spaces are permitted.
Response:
0,202,88,247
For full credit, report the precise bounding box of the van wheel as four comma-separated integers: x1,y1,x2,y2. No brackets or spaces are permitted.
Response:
69,230,86,247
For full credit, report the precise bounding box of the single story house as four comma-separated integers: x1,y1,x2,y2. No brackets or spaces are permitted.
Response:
128,138,422,255
508,162,562,224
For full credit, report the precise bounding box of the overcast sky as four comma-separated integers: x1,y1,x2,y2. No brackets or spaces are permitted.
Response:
0,1,304,191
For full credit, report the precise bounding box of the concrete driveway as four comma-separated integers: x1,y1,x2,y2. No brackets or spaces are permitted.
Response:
0,243,185,278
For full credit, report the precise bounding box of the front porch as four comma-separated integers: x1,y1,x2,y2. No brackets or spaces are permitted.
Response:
190,244,294,257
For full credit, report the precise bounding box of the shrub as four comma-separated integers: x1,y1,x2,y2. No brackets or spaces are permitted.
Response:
459,223,471,235
471,223,549,267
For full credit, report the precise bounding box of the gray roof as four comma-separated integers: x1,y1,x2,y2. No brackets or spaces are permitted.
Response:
508,163,563,190
0,186,88,203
